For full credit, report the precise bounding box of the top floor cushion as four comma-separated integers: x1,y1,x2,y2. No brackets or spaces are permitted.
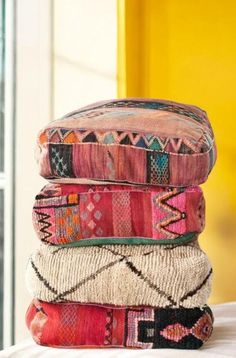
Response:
37,99,216,187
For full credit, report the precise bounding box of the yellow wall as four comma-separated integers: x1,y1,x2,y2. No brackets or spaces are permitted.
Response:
117,0,236,303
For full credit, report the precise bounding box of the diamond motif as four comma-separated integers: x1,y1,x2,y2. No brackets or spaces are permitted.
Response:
87,202,95,212
96,228,103,236
88,220,96,229
94,210,102,220
160,323,190,342
93,193,101,202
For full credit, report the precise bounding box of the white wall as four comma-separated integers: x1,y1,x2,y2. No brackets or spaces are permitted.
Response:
14,0,52,343
14,0,117,343
53,0,117,118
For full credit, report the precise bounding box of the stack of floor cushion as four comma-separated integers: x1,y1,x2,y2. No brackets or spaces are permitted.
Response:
26,98,216,349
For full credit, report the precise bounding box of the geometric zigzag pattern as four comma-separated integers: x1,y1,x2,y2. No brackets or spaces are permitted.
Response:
28,98,215,350
26,299,214,349
52,99,214,153
33,211,52,243
37,99,216,186
153,188,187,238
32,184,205,245
26,243,212,308
40,127,210,154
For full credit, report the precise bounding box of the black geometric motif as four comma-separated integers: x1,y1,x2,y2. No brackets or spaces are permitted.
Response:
34,210,52,243
137,307,213,349
30,246,212,307
49,144,75,178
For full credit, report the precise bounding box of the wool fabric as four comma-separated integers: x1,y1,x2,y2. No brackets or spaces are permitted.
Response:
26,299,213,349
33,183,204,246
26,243,212,308
37,98,216,187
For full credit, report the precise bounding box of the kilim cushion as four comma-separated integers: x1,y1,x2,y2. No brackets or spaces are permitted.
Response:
26,299,213,349
37,98,216,187
26,243,212,308
33,183,205,246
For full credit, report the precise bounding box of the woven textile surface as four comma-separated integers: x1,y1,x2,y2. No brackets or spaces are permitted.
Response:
37,98,216,187
26,299,213,349
33,183,204,246
26,243,212,308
